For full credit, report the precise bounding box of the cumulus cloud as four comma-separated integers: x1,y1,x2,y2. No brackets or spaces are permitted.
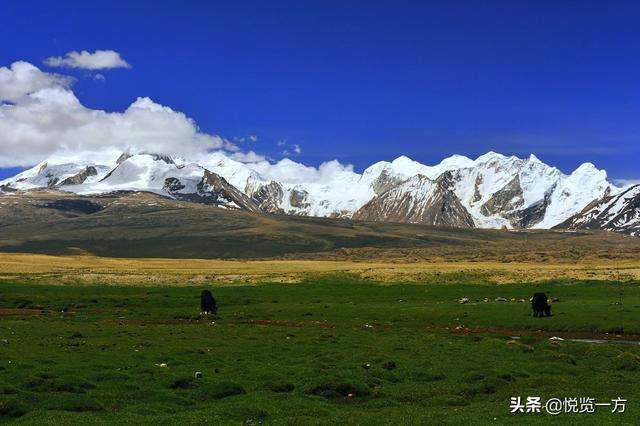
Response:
0,61,234,167
228,150,266,163
0,61,73,102
0,59,344,180
252,158,354,184
44,50,131,70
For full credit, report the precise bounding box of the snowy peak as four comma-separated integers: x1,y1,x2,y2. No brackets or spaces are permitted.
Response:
0,161,111,190
533,162,612,229
558,184,640,236
1,150,633,235
569,162,607,182
439,154,475,169
195,169,261,211
200,151,267,193
527,153,542,163
389,155,429,175
361,153,477,193
353,173,475,227
474,151,509,163
90,153,202,194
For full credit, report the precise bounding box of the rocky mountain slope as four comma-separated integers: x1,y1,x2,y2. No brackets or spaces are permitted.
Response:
1,150,635,234
353,173,475,227
557,184,640,236
0,189,637,260
2,153,259,212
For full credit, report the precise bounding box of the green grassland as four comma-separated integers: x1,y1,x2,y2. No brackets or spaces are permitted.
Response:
2,275,640,424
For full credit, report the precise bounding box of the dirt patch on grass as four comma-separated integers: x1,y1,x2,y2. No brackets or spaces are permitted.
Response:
444,324,640,341
308,381,371,399
0,308,45,317
109,318,336,329
240,319,336,329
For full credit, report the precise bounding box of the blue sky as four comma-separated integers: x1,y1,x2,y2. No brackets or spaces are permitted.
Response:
1,0,639,181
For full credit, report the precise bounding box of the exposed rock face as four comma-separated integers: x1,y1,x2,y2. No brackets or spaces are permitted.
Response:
505,196,548,229
557,184,640,236
250,181,284,214
289,188,311,210
99,164,119,182
163,177,186,193
148,153,176,165
60,166,98,186
371,169,405,195
194,170,261,212
353,173,475,228
35,163,61,188
116,153,132,165
45,176,59,188
480,175,524,216
472,175,483,203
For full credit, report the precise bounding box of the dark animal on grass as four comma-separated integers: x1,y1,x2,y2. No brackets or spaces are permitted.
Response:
531,292,551,317
200,290,217,315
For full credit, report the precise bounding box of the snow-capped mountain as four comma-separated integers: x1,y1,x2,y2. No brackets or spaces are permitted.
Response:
0,150,632,234
1,153,260,211
2,161,111,190
558,184,640,236
353,172,475,227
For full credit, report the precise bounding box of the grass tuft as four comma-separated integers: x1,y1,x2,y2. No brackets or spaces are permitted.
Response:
615,352,640,371
183,381,246,400
0,400,29,419
309,381,371,399
264,381,295,393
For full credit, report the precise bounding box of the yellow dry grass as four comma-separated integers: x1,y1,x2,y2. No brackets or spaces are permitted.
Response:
0,252,639,286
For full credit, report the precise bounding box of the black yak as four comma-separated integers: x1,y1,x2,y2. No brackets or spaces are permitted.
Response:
531,292,551,317
201,290,217,315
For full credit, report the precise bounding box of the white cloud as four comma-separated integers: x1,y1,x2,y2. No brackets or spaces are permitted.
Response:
252,158,354,184
233,135,259,144
44,50,131,70
613,179,640,188
0,61,73,102
0,60,331,174
0,61,234,167
228,150,266,163
278,140,301,157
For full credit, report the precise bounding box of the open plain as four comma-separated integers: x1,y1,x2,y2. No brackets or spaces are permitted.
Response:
1,193,640,423
1,253,640,286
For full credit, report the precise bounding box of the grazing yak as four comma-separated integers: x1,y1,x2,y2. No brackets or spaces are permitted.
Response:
531,292,552,317
201,290,217,315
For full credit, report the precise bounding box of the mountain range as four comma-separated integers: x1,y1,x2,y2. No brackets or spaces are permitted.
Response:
1,151,637,236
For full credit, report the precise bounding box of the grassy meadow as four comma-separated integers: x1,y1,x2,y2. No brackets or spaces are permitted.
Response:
1,274,640,424
1,253,640,286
